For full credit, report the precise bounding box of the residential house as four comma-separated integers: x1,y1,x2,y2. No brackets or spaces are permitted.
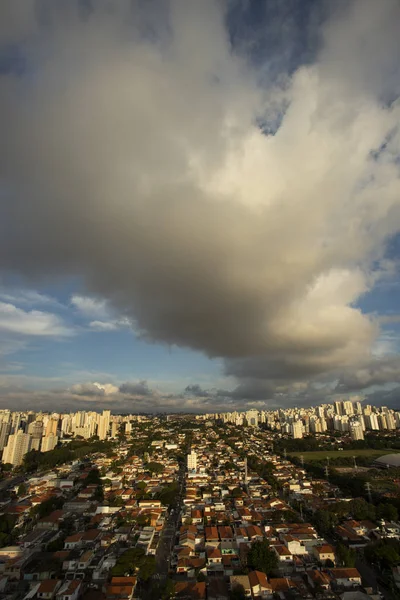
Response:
230,575,251,598
313,544,336,565
37,579,62,600
330,568,362,588
248,570,273,598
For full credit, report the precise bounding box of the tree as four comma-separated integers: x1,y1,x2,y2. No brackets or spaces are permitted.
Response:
377,503,399,522
139,556,156,581
247,539,278,575
32,496,64,519
17,483,27,497
366,541,400,569
111,548,155,580
336,543,356,568
146,462,164,475
313,509,338,535
93,485,104,501
0,514,17,548
350,498,376,521
230,584,246,600
376,545,400,567
86,468,102,485
325,558,335,568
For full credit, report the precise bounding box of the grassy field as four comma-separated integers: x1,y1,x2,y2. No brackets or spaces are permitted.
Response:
288,449,400,461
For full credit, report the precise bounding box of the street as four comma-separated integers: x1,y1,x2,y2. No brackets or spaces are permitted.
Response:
356,557,395,600
146,460,186,597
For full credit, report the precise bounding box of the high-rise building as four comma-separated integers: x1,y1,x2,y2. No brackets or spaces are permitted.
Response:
111,421,118,438
41,434,58,453
378,414,388,430
350,420,364,441
28,421,43,451
187,450,197,471
291,420,303,439
46,418,58,437
246,410,259,427
0,422,10,452
2,430,32,466
98,410,111,440
11,413,22,434
343,401,354,416
382,408,396,431
334,401,342,416
365,413,379,430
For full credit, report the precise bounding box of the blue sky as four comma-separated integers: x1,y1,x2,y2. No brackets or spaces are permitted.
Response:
1,0,400,412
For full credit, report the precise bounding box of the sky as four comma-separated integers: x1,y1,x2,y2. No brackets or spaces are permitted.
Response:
0,0,400,413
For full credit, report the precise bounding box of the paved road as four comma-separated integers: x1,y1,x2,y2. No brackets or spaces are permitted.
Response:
146,462,186,597
356,557,395,600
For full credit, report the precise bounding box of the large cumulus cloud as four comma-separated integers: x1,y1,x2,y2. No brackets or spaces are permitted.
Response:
1,0,400,406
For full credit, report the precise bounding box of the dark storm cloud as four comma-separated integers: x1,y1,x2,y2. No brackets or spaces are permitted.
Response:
184,384,211,398
0,0,400,408
119,380,152,396
335,356,400,393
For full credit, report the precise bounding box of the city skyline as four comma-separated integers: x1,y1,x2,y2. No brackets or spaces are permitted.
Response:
1,1,400,413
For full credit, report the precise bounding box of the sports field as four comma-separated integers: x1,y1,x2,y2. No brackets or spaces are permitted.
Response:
288,448,400,461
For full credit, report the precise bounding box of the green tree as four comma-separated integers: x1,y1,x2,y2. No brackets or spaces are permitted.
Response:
139,556,156,581
230,584,246,600
32,496,64,519
0,514,17,548
146,462,164,475
93,484,104,501
17,483,27,496
247,539,278,575
313,509,338,535
336,543,356,568
377,503,399,522
86,468,102,485
365,541,400,569
350,498,376,521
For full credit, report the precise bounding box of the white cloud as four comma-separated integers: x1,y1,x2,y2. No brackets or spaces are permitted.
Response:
0,287,62,308
70,381,119,396
0,302,71,337
88,320,119,332
70,295,110,319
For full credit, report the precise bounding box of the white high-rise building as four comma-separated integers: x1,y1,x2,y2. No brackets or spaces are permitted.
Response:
2,430,32,466
246,410,259,427
350,420,364,441
365,413,379,430
378,414,388,430
41,434,58,453
334,401,342,415
343,401,354,416
187,450,197,471
383,410,396,431
98,410,111,440
291,420,303,439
